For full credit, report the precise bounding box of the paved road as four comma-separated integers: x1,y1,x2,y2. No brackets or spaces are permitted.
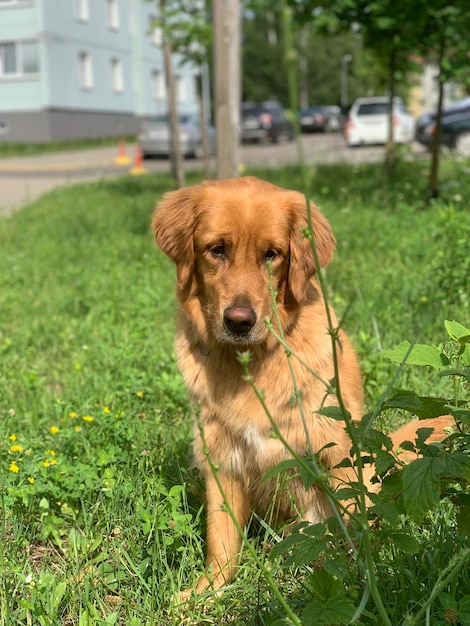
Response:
0,133,409,216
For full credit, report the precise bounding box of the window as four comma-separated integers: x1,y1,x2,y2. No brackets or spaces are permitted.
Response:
75,0,89,22
151,69,165,100
174,74,186,102
111,57,123,92
78,51,93,89
0,1,33,6
22,41,39,73
148,14,162,46
107,0,119,30
0,40,39,77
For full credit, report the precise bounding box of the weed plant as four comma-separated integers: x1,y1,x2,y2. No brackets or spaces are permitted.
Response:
0,159,469,624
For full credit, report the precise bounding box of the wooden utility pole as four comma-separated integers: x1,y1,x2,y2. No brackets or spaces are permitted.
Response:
213,0,240,179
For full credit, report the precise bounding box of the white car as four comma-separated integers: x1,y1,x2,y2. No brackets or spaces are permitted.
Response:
345,97,415,147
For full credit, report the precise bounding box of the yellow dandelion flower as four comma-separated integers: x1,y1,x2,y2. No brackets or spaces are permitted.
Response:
137,390,144,398
74,425,81,432
82,415,94,423
28,477,35,484
9,461,19,473
10,445,23,453
49,426,60,435
103,406,111,414
69,411,78,418
45,449,56,456
9,434,17,442
48,458,57,466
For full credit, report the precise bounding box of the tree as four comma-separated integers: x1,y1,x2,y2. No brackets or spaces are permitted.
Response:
416,2,470,198
213,0,240,179
242,6,386,109
289,0,470,194
152,0,213,185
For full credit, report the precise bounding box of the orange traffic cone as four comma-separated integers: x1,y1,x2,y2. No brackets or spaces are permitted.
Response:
130,144,146,175
114,139,132,166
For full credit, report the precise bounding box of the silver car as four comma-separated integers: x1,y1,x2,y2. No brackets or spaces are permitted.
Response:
138,113,215,158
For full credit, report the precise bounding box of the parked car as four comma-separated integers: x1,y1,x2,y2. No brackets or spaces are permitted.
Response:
299,106,329,132
415,97,470,157
299,105,342,133
240,101,294,143
344,97,415,147
138,113,215,158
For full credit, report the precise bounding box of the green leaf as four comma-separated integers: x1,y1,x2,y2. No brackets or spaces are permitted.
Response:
386,394,449,419
375,449,396,474
284,536,326,567
309,569,343,603
316,406,351,420
302,594,357,625
441,452,470,476
445,320,470,345
439,591,458,611
262,458,299,482
390,532,420,554
385,389,423,411
323,559,349,580
402,457,442,521
369,497,399,525
383,341,448,369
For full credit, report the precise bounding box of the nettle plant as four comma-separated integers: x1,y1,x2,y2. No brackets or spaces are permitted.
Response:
382,320,470,525
236,211,470,625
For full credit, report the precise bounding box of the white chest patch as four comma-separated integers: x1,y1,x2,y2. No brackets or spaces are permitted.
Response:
243,424,267,453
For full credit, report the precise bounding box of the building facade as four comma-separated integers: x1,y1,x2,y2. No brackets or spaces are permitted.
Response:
0,0,200,142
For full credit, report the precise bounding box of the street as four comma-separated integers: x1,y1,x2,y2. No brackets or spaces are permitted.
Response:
0,133,422,216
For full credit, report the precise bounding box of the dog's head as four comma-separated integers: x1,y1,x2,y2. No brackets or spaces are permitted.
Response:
152,176,335,345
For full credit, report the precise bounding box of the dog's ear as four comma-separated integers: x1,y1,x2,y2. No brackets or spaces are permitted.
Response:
287,198,336,303
152,187,200,291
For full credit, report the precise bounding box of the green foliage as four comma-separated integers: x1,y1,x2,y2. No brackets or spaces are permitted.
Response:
242,8,384,107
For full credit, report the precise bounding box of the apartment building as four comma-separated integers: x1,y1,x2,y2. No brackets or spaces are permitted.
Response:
0,0,200,142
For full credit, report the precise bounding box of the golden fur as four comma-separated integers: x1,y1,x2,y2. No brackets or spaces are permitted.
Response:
152,176,453,596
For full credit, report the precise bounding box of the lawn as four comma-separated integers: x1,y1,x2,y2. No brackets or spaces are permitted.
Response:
0,158,469,625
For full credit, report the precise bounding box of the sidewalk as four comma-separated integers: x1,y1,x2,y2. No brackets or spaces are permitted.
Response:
0,145,136,217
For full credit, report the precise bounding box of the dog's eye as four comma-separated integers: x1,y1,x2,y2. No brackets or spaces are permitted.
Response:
210,244,225,259
265,249,278,263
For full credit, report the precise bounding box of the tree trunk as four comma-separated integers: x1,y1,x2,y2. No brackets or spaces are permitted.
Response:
161,0,185,188
385,49,396,176
213,0,240,179
195,73,211,178
428,38,446,200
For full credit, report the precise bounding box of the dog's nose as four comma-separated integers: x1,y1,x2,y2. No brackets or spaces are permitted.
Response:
223,306,257,336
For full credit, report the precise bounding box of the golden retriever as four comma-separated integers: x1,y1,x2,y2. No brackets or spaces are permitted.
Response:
152,176,453,597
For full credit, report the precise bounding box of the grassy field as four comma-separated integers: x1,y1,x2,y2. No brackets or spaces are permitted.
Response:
0,157,469,625
0,137,136,159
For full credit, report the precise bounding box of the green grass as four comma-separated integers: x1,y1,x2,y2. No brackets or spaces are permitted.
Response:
0,159,469,624
0,136,136,159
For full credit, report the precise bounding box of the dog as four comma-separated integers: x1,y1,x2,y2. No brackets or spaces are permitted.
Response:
152,176,453,597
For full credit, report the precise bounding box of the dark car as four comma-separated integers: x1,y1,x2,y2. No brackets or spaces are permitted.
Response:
240,101,294,143
299,106,329,132
299,105,343,133
416,97,470,157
